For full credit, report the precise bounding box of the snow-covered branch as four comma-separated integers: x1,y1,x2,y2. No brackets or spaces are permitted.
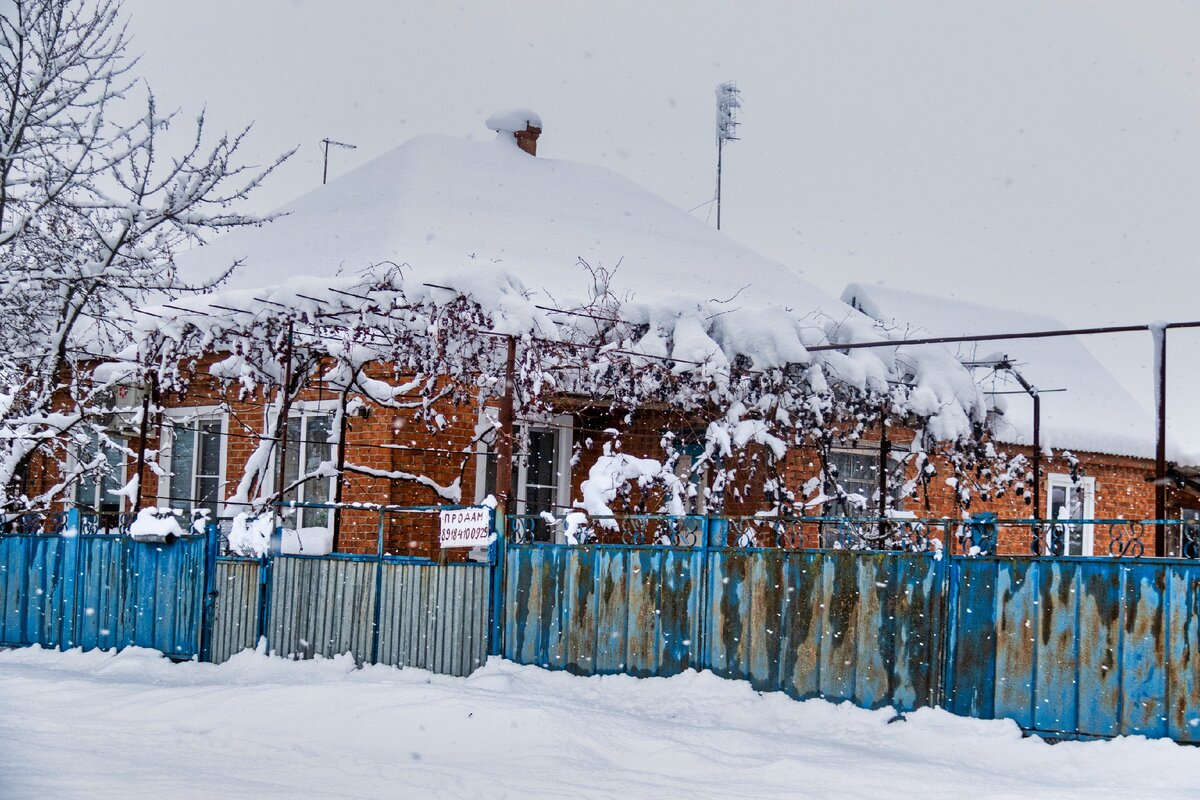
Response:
0,0,289,513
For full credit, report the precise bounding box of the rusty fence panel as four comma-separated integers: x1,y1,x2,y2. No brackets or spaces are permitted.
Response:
944,556,1200,743
208,557,261,663
503,544,944,710
503,544,705,676
703,549,947,711
376,562,490,676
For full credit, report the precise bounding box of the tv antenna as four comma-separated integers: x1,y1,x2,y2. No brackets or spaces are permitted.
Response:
320,138,357,185
714,81,742,230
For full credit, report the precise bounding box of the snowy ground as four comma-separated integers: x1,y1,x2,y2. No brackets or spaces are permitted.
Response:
1,647,1197,800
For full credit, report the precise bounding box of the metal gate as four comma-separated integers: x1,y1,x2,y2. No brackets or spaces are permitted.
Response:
205,504,493,677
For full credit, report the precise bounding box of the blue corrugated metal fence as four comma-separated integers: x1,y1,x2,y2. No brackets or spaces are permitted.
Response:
0,505,494,675
5,507,1200,744
0,510,208,658
500,516,1200,744
945,555,1200,741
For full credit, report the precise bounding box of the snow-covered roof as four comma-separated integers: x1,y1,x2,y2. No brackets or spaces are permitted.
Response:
178,128,850,321
842,283,1192,463
168,118,985,441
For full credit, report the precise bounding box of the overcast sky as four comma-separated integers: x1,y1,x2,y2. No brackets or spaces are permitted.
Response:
124,0,1200,453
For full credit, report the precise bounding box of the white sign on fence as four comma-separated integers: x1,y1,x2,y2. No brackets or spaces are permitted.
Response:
439,506,492,549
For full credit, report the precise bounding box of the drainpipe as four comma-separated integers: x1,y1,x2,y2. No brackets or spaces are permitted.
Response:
1154,327,1168,555
495,336,517,515
133,373,157,511
273,321,296,542
878,404,889,535
331,384,350,552
1002,364,1042,521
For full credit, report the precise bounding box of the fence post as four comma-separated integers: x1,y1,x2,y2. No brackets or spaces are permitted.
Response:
936,552,960,710
967,513,997,555
62,508,82,649
255,536,276,651
369,510,385,665
199,522,220,662
696,515,714,670
255,524,286,652
489,506,506,657
65,507,82,537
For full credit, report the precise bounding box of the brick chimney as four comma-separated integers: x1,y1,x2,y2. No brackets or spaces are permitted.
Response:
485,109,543,157
513,123,541,157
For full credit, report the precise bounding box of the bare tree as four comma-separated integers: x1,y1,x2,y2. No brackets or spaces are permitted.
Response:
0,0,288,515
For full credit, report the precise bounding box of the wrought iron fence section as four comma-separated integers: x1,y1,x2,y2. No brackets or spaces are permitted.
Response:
508,514,706,546
773,517,808,549
508,514,547,545
1026,520,1076,557
815,516,951,553
618,515,704,546
885,518,945,553
718,516,766,547
7,506,1197,561
507,512,1198,559
1183,518,1200,559
5,510,68,535
76,510,136,536
1106,521,1147,558
1017,518,1200,559
1021,518,1179,559
214,517,236,553
719,515,950,553
509,513,953,553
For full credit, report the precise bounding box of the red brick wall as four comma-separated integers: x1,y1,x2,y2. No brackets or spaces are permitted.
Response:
25,359,1191,559
30,355,479,558
582,414,1169,556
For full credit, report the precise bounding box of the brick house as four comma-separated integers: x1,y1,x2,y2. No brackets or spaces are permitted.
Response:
840,284,1200,557
38,113,1199,559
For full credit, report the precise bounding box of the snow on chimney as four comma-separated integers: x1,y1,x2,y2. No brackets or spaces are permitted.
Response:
485,109,543,156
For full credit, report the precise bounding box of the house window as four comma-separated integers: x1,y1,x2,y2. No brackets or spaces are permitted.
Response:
817,447,908,547
282,413,335,530
827,449,882,514
164,416,224,520
477,416,572,542
1046,474,1095,556
74,430,126,528
673,441,709,515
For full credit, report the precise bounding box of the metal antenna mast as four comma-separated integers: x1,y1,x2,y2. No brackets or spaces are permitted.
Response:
715,81,742,230
320,138,357,185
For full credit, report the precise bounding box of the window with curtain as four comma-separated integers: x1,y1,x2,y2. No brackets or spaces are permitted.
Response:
282,414,334,530
75,430,125,529
166,418,224,520
479,419,571,542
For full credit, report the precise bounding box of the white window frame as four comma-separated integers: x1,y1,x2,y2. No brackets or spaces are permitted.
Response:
159,405,228,518
475,413,573,540
275,399,340,532
70,429,128,516
825,444,906,514
672,440,711,515
1046,473,1096,556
